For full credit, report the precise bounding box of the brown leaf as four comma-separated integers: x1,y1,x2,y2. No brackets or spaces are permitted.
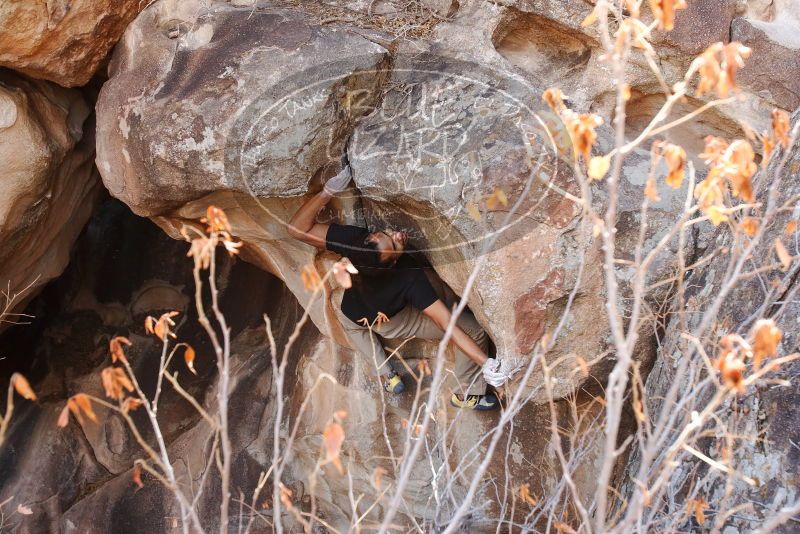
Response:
373,466,387,490
574,355,589,378
203,205,232,234
785,220,797,236
716,352,746,393
66,398,83,426
564,111,603,162
11,373,37,401
775,239,792,271
184,345,197,375
301,264,322,292
554,521,577,534
57,404,70,428
279,483,293,509
542,88,566,114
687,497,708,525
132,464,144,490
153,311,180,341
122,397,144,413
662,143,686,189
587,155,610,182
110,336,132,364
751,319,782,370
74,393,97,423
101,367,135,400
696,42,751,98
486,188,509,209
649,0,688,31
322,421,345,474
645,178,661,202
740,217,758,237
771,108,790,149
465,202,482,222
519,483,537,506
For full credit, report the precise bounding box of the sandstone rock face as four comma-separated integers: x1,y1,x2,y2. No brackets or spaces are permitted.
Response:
0,0,144,87
2,0,799,531
0,70,100,322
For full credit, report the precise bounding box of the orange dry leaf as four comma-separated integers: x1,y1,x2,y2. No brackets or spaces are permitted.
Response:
122,397,144,414
486,188,509,210
554,521,577,534
645,178,661,202
11,373,36,401
715,351,746,393
706,206,729,226
279,483,293,509
132,463,144,490
687,497,708,525
110,336,132,364
57,404,70,428
202,205,232,234
73,393,97,423
564,111,603,162
587,155,611,181
751,319,781,370
519,483,537,506
662,143,686,189
775,239,792,271
301,264,322,292
151,311,180,341
574,355,589,377
695,42,751,98
322,421,345,474
465,202,482,222
771,109,790,150
740,217,759,237
101,367,135,400
727,140,756,202
184,345,197,375
542,88,566,114
785,220,798,236
649,0,687,31
373,466,387,490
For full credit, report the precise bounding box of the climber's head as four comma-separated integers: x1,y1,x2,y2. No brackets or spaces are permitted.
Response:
365,228,407,266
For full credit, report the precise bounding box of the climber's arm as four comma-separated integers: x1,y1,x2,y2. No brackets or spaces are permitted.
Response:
422,300,488,367
287,190,332,249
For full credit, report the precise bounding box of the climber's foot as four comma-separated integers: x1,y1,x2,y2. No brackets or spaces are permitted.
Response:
384,371,406,394
450,393,499,411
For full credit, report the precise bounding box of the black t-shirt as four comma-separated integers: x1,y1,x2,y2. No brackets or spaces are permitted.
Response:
325,224,439,324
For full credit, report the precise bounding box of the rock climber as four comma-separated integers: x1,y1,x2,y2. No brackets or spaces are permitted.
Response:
287,163,517,410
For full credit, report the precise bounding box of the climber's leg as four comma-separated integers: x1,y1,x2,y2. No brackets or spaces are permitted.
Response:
376,305,488,396
340,320,393,377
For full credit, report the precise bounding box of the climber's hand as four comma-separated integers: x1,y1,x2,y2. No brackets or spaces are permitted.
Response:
482,358,505,388
482,356,525,388
323,164,352,195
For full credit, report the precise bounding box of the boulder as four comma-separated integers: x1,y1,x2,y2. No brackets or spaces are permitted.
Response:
0,0,144,87
0,70,100,323
732,16,800,111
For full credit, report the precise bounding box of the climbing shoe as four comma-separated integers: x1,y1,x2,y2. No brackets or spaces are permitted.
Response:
450,393,499,411
384,371,406,394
